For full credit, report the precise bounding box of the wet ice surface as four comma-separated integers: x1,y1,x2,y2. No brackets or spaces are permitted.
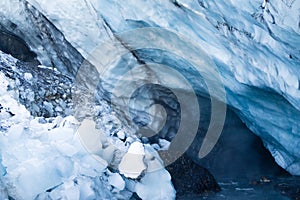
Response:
179,176,300,200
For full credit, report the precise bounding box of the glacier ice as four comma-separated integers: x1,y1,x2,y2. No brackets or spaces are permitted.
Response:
0,0,300,199
10,0,297,175
0,0,84,77
135,144,176,200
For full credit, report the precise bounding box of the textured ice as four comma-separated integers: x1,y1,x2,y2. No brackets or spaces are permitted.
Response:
108,172,125,191
0,83,107,199
10,0,298,175
135,169,175,200
0,0,300,198
135,145,176,200
0,51,175,199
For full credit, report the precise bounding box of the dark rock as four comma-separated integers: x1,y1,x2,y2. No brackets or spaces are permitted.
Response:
275,176,300,200
166,154,220,197
0,52,73,118
130,193,142,200
0,28,38,63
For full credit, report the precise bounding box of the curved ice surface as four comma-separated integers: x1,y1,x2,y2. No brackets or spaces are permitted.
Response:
0,0,300,198
10,0,298,175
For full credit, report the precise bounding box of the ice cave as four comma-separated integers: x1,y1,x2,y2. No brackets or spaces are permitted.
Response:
0,0,300,199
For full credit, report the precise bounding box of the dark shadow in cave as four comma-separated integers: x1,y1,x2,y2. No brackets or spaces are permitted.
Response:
186,96,289,181
0,25,39,63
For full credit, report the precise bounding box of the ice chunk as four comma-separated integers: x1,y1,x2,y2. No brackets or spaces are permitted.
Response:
116,130,125,140
13,159,64,200
24,72,33,81
158,139,170,150
100,144,116,164
43,101,54,116
0,180,8,200
108,172,125,190
127,142,145,154
135,170,175,200
64,181,80,200
119,142,146,179
77,119,105,154
77,178,96,200
133,144,175,199
0,56,119,199
0,72,9,95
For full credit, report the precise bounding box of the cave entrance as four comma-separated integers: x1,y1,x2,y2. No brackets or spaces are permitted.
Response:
186,96,288,181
